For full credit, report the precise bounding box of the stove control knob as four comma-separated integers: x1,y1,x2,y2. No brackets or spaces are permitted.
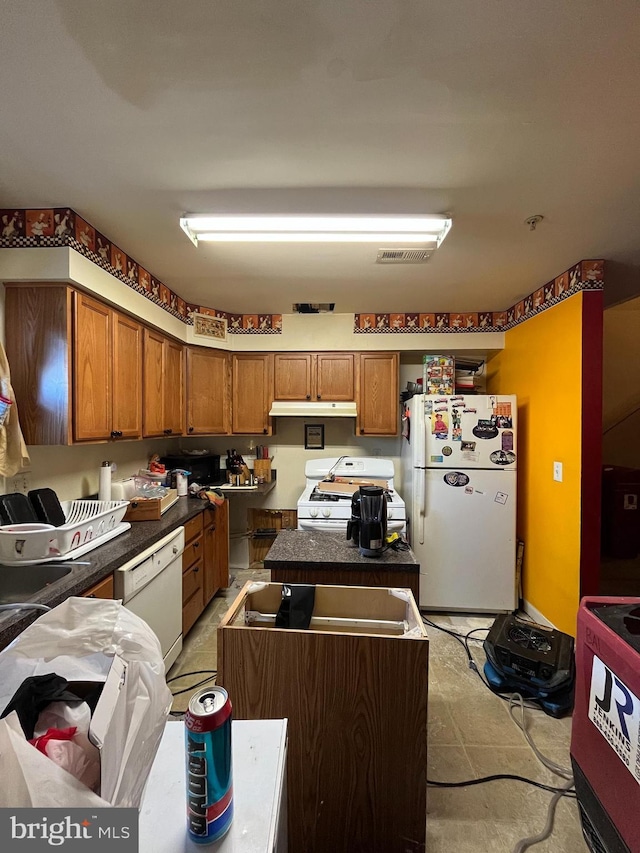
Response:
322,508,331,518
310,508,319,518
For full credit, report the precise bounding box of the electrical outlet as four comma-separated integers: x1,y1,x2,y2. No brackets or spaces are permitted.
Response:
553,461,563,483
11,473,31,494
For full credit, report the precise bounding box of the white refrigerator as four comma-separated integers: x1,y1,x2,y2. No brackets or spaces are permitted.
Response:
401,393,517,612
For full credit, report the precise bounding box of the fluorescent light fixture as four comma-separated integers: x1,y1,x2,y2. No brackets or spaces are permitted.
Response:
180,214,452,246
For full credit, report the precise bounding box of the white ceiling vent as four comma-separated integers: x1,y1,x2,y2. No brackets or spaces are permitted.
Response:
376,248,433,264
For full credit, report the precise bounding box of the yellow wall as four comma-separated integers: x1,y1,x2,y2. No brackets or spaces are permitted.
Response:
487,294,584,634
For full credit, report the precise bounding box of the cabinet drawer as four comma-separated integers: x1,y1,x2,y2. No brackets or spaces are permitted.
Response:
184,513,204,543
183,584,204,636
182,533,203,570
83,575,114,599
182,559,203,605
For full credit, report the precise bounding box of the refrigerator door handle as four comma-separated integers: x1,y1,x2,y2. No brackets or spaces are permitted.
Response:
417,470,426,545
415,395,426,469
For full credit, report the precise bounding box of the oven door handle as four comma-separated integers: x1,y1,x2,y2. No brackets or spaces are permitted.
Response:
298,519,351,533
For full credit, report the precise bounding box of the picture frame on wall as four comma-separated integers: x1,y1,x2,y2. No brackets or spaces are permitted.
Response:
304,423,325,450
193,312,228,342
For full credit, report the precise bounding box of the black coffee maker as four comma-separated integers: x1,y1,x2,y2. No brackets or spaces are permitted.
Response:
346,485,388,557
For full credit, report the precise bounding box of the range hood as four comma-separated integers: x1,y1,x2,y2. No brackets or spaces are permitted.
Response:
268,401,358,418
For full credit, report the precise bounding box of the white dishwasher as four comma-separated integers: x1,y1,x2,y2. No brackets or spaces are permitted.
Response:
114,526,185,672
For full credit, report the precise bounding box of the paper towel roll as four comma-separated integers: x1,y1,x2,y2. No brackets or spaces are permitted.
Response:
98,462,112,502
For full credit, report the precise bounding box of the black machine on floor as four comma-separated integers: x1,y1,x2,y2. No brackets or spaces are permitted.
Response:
483,614,576,717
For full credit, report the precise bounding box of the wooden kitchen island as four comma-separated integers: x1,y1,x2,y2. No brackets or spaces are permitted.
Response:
264,528,420,598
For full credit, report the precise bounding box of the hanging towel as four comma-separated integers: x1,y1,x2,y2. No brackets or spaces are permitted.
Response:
0,338,30,478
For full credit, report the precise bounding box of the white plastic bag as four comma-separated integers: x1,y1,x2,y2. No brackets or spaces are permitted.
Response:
0,597,173,808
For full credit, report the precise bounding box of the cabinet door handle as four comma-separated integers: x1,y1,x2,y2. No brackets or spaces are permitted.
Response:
110,431,118,438
188,426,194,433
360,428,365,434
117,431,123,437
317,394,321,400
164,428,173,435
209,526,216,532
263,428,268,434
306,394,311,400
193,566,199,573
193,540,200,549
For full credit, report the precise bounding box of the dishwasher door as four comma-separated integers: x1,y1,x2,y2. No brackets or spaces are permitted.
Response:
115,527,185,671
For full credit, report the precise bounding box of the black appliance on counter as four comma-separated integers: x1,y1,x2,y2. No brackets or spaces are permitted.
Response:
159,454,223,487
346,485,388,558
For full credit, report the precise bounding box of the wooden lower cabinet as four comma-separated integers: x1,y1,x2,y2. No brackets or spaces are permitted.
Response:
182,506,230,635
218,583,428,853
270,566,419,599
203,502,230,605
82,575,114,599
182,514,204,636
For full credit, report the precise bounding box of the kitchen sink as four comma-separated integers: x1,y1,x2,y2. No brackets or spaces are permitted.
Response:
0,564,72,605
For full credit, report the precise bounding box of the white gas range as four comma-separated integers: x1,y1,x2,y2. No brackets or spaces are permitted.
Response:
296,457,406,534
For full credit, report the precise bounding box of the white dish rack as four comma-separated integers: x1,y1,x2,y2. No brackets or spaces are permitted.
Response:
0,500,130,563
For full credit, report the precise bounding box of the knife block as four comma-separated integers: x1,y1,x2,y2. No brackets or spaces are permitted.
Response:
253,459,272,483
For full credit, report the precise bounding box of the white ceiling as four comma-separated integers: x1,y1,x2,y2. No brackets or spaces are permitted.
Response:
2,1,640,315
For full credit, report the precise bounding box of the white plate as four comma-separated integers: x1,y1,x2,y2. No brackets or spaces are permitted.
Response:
0,522,131,566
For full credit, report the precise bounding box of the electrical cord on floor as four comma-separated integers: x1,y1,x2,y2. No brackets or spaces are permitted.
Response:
422,614,576,851
512,779,576,853
507,693,573,780
422,615,543,710
167,670,217,697
427,774,576,797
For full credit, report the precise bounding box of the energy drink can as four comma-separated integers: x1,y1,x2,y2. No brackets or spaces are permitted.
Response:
185,686,233,843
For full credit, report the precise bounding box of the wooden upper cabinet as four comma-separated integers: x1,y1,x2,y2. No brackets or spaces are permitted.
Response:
186,347,229,435
5,285,143,445
73,292,112,441
232,353,274,435
274,354,314,400
143,330,184,437
164,339,184,436
316,353,355,401
274,353,355,402
74,295,144,441
112,312,142,439
5,284,73,445
357,352,399,436
142,329,165,437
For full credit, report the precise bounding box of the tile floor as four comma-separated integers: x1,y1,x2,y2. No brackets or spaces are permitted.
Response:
167,574,588,852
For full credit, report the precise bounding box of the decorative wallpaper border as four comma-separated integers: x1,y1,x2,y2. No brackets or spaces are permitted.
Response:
0,208,603,336
0,208,282,334
354,260,604,333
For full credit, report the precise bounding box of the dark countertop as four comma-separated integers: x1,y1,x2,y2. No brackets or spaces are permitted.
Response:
216,470,277,497
0,496,207,650
264,529,419,572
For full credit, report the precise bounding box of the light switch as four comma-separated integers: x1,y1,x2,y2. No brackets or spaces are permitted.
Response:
553,461,563,482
